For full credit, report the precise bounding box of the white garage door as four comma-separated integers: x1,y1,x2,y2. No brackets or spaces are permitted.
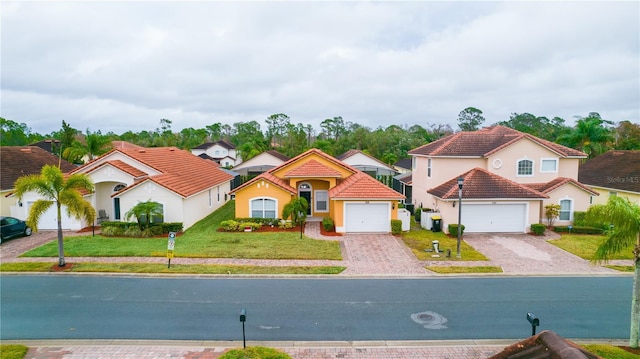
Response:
27,202,77,230
461,203,527,233
345,203,390,233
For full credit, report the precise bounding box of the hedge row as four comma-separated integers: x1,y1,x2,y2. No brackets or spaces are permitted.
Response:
552,225,604,234
100,221,183,237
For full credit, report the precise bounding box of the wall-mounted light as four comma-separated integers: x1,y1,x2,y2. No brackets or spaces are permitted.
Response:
392,203,395,210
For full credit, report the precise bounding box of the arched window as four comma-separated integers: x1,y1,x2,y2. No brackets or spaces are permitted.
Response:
251,198,276,218
517,159,534,176
113,184,126,192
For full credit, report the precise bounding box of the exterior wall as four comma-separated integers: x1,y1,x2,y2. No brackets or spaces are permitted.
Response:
411,156,484,210
289,179,331,217
487,138,568,183
10,190,86,230
234,179,293,219
589,186,640,206
1,190,17,216
182,182,231,229
557,158,580,179
435,198,541,234
119,182,183,226
542,184,594,225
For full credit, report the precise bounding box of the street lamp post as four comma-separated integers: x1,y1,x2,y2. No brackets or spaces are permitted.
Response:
456,177,464,258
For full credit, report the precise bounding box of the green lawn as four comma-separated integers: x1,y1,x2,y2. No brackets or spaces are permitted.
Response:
548,234,634,260
21,201,342,261
426,266,503,274
401,228,489,261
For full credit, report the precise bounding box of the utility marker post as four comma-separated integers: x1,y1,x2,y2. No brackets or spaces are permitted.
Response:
167,231,176,268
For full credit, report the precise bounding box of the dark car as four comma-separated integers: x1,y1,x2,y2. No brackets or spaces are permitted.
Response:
0,216,32,243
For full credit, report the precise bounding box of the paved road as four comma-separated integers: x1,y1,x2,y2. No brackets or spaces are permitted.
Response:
1,276,631,341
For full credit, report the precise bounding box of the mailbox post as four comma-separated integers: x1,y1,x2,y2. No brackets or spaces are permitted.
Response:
240,308,247,348
527,312,539,336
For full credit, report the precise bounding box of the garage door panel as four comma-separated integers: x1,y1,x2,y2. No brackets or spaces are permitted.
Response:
345,203,390,233
461,204,526,233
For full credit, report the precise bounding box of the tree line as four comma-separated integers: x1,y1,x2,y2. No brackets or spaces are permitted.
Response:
1,108,638,166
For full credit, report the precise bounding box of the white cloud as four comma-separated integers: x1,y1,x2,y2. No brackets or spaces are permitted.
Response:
1,1,638,135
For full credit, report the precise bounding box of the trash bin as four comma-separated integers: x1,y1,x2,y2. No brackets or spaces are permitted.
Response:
431,215,442,232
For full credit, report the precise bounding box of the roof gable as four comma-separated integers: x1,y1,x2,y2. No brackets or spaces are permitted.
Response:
579,150,640,193
526,177,599,196
270,148,356,179
330,172,404,200
1,146,76,191
428,167,548,200
284,159,342,178
336,150,396,171
409,126,587,158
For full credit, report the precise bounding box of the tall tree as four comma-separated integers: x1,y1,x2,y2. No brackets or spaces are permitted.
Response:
14,165,95,267
265,114,291,148
615,121,640,150
497,113,569,142
0,117,42,145
557,113,615,158
457,107,485,131
63,129,113,164
205,123,223,141
586,196,640,348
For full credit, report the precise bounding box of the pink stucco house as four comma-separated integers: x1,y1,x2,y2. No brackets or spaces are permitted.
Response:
408,126,597,233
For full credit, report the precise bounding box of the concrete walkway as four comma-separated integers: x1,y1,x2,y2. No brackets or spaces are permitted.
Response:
0,223,632,358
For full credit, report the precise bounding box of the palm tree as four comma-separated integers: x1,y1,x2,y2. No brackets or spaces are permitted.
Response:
282,197,309,227
14,165,95,267
557,113,615,158
586,196,640,348
125,200,163,232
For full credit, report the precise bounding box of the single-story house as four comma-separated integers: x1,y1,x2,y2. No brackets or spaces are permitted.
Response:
579,150,640,205
231,148,405,233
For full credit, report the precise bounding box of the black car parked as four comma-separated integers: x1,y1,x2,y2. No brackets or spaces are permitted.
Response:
0,216,32,243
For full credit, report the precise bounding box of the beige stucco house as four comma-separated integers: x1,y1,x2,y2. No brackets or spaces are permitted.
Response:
408,126,597,233
12,147,233,231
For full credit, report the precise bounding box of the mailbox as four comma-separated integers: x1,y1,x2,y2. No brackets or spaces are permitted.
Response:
526,312,539,336
240,308,247,322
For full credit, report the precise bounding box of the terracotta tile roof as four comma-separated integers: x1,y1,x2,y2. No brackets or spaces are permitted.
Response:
231,171,296,195
271,148,359,175
1,146,76,191
88,160,148,178
579,150,640,193
111,141,143,150
284,159,343,178
409,125,587,158
330,171,405,200
526,177,599,196
489,330,598,359
76,147,233,198
428,167,548,200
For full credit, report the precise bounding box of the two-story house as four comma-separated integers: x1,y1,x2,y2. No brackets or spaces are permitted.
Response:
191,140,242,167
408,126,597,233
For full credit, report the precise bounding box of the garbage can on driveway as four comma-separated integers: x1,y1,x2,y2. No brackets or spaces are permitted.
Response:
431,215,442,232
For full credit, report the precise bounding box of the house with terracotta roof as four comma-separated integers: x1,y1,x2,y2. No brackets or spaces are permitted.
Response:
230,148,405,233
408,125,597,233
1,146,77,219
12,147,233,231
579,150,640,205
191,140,241,167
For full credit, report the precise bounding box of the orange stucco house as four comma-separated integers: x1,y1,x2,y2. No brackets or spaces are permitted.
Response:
230,148,405,233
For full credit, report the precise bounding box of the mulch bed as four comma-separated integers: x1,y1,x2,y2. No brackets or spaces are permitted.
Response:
620,346,640,355
50,263,74,272
320,225,342,237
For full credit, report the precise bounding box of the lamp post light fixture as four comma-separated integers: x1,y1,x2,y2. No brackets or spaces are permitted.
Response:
456,177,464,258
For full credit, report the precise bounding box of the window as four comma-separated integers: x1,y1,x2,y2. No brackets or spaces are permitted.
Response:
559,199,572,221
208,189,212,207
251,198,276,218
412,157,416,170
427,158,432,178
540,158,558,173
517,159,533,176
315,191,328,212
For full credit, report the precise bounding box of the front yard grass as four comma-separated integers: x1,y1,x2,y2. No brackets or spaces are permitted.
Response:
548,234,634,261
0,262,345,275
401,228,489,261
21,201,342,261
426,266,502,274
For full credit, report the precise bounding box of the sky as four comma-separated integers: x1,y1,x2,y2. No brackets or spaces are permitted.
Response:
2,1,639,136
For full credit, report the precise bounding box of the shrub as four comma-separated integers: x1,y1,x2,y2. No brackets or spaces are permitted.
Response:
162,222,183,233
448,224,465,236
100,225,124,237
219,220,240,232
391,219,402,234
414,208,422,221
553,225,604,234
572,211,587,226
531,223,546,235
236,218,279,226
123,225,143,238
238,222,262,231
278,220,295,229
544,204,561,227
322,217,334,231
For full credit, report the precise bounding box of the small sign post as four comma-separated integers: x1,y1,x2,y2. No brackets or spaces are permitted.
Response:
167,231,176,268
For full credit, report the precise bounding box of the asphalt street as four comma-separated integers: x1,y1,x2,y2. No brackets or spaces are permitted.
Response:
0,275,631,342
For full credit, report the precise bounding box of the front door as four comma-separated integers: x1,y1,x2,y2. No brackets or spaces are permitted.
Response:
299,183,312,216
